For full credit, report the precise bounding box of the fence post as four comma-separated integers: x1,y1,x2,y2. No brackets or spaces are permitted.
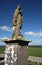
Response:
37,62,39,65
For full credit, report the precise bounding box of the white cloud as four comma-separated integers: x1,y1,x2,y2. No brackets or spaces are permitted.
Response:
2,37,8,39
29,40,42,46
0,37,8,40
24,31,42,37
0,26,12,32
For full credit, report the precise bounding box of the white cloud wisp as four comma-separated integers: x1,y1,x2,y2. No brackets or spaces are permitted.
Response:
24,31,42,37
0,26,12,32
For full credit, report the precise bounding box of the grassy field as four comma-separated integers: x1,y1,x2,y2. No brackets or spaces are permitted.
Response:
28,47,42,65
28,61,42,65
28,47,42,57
0,46,5,53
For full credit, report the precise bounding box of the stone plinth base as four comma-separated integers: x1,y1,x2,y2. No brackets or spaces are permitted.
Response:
5,44,28,65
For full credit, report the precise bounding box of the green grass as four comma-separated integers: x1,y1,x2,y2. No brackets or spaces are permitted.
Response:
28,47,42,57
28,61,42,65
28,47,42,65
0,46,5,53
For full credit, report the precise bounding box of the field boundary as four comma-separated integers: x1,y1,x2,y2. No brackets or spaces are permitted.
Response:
28,56,42,63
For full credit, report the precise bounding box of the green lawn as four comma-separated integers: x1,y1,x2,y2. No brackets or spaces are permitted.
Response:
28,47,42,57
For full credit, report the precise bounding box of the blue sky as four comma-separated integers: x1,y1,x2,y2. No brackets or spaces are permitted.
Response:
0,0,42,46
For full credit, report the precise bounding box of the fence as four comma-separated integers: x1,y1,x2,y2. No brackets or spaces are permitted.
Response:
28,56,42,65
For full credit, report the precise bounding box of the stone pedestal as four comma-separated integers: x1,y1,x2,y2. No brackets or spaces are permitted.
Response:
4,40,29,65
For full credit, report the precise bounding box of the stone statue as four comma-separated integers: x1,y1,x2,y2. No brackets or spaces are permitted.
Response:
12,5,23,39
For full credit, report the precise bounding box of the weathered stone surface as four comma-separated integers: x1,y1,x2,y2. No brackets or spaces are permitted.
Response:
12,5,23,38
5,44,18,65
18,46,28,65
5,44,28,65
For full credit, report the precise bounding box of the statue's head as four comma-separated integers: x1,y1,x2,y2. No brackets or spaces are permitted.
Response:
17,5,21,10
